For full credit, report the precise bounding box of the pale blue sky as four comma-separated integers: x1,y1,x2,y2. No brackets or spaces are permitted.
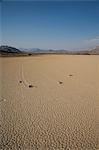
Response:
1,0,99,50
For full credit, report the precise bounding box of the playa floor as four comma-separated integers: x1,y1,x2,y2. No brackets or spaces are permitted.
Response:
0,55,99,150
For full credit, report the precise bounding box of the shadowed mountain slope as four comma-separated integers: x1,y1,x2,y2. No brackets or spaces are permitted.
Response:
0,46,22,54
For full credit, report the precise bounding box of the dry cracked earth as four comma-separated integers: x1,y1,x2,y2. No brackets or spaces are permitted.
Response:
0,55,99,150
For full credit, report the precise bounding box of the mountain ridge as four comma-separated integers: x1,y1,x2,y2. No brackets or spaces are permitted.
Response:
0,45,22,54
0,45,99,55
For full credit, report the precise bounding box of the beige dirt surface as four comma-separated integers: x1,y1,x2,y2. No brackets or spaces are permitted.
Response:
0,55,99,150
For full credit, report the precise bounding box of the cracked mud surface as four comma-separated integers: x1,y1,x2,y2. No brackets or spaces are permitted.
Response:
0,55,99,150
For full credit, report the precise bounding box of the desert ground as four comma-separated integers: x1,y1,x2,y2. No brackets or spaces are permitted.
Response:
0,55,99,150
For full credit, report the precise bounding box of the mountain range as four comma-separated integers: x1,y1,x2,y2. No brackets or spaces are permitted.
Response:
0,45,99,55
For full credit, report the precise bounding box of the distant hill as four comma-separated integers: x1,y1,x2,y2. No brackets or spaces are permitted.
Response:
0,45,99,56
19,48,41,52
20,46,99,55
90,46,99,55
0,46,22,54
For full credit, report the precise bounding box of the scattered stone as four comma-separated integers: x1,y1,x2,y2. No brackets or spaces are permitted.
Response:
58,81,63,84
29,84,34,88
69,74,73,77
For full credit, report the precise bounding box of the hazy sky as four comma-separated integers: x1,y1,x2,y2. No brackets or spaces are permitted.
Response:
1,0,99,50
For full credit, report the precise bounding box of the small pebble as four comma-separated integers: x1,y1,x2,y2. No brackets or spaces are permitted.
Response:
69,74,73,77
58,81,63,84
29,84,33,88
